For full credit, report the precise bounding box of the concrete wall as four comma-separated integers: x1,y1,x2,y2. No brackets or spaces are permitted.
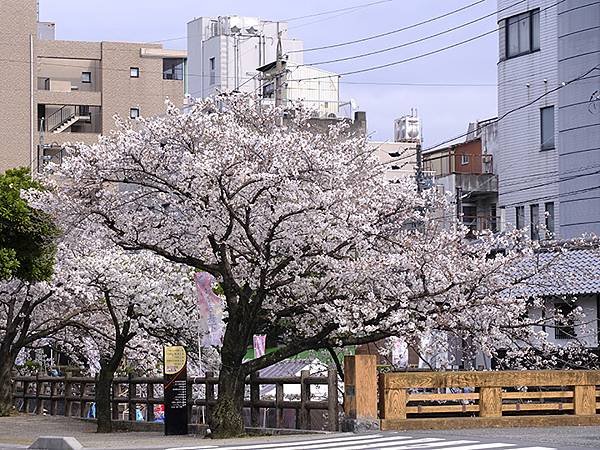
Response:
497,0,560,234
557,0,600,238
187,16,303,99
0,0,36,173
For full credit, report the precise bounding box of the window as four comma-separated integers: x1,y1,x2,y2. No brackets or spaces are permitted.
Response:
162,58,184,80
545,202,555,237
130,67,140,78
555,302,576,339
541,106,555,150
209,57,216,85
262,82,275,99
461,154,470,165
505,9,540,58
530,204,539,240
81,72,91,83
129,107,140,119
490,203,498,232
516,205,525,230
462,205,477,232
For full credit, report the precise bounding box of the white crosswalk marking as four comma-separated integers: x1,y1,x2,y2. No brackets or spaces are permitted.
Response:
167,434,558,450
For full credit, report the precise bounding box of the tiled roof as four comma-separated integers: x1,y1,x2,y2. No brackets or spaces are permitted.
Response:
519,246,600,296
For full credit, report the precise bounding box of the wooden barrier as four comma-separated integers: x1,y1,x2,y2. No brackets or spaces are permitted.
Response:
11,368,339,432
378,370,600,430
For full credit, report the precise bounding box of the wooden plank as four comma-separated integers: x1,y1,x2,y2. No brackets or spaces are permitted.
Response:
382,370,600,389
574,385,597,416
344,355,378,420
406,404,479,414
408,393,479,401
502,403,573,411
479,387,502,418
275,383,284,429
502,391,573,399
380,414,600,431
379,373,407,420
327,367,338,432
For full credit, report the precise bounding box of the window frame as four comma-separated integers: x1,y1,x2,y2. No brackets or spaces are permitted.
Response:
130,67,140,78
530,203,539,240
460,154,470,165
504,9,540,59
81,72,92,84
129,107,140,120
554,302,577,340
516,205,525,230
540,106,555,151
545,201,555,238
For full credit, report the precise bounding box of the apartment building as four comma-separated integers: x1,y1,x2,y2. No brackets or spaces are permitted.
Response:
0,0,186,174
424,119,499,234
496,0,600,239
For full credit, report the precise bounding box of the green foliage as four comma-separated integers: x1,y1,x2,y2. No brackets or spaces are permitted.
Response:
0,167,59,281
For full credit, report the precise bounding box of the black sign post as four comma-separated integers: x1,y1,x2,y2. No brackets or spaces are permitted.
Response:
163,346,188,435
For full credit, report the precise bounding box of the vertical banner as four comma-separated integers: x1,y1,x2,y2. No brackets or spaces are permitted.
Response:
253,334,266,358
163,346,188,435
195,272,224,347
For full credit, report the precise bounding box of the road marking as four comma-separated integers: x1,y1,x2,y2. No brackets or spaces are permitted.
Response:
165,446,218,450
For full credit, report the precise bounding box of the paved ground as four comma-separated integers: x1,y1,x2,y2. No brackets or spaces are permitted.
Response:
1,416,600,450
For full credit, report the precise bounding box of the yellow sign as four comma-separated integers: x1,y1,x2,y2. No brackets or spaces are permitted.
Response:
164,346,186,375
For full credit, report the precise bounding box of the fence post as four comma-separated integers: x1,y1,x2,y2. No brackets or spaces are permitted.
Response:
479,387,502,417
299,369,310,429
379,373,407,421
275,382,284,428
205,371,214,426
147,382,155,422
327,366,339,431
250,371,260,427
35,373,43,415
574,384,596,416
80,380,87,418
23,378,30,413
49,378,57,415
342,355,378,432
64,373,72,417
128,374,135,422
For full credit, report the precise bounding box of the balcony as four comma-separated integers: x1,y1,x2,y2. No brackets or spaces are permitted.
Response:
37,77,97,93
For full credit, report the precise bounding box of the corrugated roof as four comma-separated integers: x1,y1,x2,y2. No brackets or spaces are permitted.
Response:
519,246,600,296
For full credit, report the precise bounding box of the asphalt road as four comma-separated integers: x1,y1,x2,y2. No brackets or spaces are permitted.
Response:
1,416,600,450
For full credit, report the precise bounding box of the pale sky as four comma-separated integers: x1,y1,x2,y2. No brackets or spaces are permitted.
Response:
39,0,499,147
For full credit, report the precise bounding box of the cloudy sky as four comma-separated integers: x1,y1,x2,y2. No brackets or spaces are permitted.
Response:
39,0,499,147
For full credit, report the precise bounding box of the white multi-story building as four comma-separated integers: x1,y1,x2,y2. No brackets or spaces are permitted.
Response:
187,16,303,99
187,15,340,117
496,0,600,239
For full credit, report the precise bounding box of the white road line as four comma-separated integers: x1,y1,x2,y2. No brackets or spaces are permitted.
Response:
165,446,218,450
307,439,480,450
512,448,557,450
216,435,423,450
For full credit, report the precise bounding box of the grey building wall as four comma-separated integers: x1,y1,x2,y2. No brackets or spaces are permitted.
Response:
557,0,600,238
497,0,560,236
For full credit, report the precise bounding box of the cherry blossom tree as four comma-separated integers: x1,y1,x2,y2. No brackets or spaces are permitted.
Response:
30,95,588,437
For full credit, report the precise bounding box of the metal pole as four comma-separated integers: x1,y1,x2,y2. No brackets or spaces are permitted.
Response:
415,142,423,193
275,22,283,108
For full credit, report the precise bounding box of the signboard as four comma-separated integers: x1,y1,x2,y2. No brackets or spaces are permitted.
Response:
163,346,188,435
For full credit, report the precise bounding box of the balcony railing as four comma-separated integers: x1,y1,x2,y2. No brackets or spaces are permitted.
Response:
423,153,493,177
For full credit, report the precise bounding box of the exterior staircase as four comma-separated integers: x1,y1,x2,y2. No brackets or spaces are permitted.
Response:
46,105,91,133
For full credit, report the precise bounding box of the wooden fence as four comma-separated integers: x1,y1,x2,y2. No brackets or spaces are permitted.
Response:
343,355,600,430
11,369,339,431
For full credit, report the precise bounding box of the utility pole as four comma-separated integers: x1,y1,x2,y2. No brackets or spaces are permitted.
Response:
274,22,283,108
415,142,423,193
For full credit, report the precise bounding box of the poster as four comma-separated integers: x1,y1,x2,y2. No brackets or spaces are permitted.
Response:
163,346,188,435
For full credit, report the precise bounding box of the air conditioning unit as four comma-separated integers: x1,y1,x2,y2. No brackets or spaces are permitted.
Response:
394,115,422,143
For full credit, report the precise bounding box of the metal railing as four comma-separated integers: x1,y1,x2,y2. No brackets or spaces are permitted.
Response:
12,368,339,431
45,106,90,133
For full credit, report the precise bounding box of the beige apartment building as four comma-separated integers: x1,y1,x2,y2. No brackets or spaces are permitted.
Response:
0,0,186,174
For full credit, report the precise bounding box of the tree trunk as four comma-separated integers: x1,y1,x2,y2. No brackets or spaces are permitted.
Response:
210,365,247,438
95,365,115,433
0,351,14,416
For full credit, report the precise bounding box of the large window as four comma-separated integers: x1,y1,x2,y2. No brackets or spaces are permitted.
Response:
555,302,576,339
541,106,555,150
530,204,539,240
209,57,216,85
505,9,540,58
545,202,555,237
516,205,525,230
163,58,184,81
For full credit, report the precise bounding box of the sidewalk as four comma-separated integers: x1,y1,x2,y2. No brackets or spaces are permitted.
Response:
0,415,326,449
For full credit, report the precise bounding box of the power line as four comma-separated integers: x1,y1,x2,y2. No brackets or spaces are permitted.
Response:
288,0,489,54
303,0,526,67
282,0,395,22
